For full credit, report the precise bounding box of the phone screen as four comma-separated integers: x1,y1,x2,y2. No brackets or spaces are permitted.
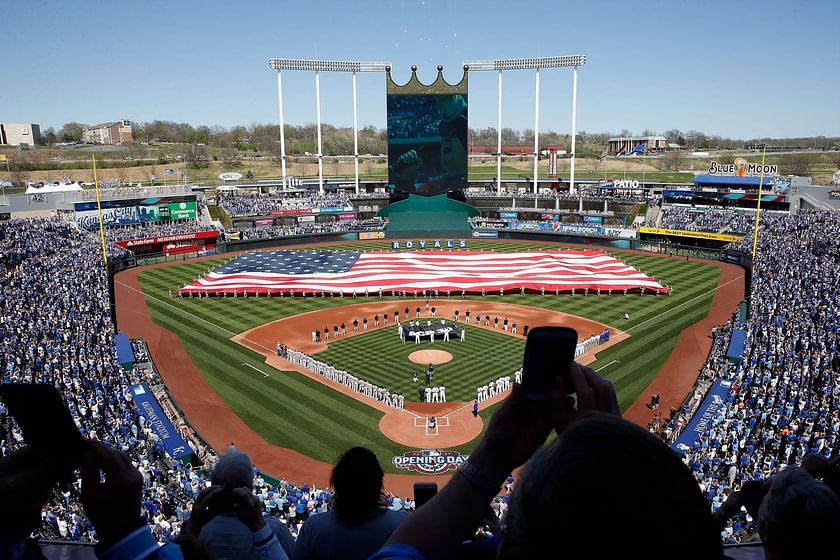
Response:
414,482,438,509
521,326,578,400
0,383,86,471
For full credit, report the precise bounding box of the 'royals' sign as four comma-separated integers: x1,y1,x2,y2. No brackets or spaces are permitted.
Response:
392,450,466,474
391,240,468,250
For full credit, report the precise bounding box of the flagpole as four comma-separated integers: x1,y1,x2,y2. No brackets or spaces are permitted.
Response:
92,155,108,267
750,146,767,260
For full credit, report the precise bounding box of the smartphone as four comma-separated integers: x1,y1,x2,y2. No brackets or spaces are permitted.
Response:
413,482,438,509
0,383,86,472
521,326,578,400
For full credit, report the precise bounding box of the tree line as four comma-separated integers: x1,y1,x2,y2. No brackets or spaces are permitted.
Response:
47,120,839,159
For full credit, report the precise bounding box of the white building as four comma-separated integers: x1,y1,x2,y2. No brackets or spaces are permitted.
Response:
0,123,41,146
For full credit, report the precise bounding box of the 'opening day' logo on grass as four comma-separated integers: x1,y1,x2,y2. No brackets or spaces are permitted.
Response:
393,450,466,474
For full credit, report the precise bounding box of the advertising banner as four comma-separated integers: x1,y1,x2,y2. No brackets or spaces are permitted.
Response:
269,209,311,216
297,215,316,223
639,227,743,242
338,212,356,220
602,227,638,239
74,196,197,229
471,230,499,239
582,215,604,224
169,201,197,220
254,218,275,226
76,206,140,229
114,230,219,248
672,379,732,453
130,383,191,459
499,211,519,219
359,231,385,240
540,213,559,221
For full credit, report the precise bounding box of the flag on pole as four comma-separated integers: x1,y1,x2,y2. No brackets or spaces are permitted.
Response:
179,250,668,296
615,147,627,157
598,148,608,161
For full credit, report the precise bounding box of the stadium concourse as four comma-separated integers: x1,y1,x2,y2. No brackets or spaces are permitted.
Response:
1,209,839,551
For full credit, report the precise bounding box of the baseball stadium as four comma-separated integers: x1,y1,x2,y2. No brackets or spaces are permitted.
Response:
2,48,839,560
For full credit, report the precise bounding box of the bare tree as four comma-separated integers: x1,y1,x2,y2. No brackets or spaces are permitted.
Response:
185,143,209,168
781,153,810,176
662,150,684,172
221,145,241,167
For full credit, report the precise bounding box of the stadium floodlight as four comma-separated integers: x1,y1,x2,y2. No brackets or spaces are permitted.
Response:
269,58,391,195
268,59,390,73
463,55,586,195
463,55,586,71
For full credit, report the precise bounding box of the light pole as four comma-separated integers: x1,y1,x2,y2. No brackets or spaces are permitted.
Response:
268,58,390,194
464,55,587,195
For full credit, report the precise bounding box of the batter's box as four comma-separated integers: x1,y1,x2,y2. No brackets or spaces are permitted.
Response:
414,415,450,436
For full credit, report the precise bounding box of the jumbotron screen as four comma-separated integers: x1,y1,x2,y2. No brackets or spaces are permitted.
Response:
387,93,468,196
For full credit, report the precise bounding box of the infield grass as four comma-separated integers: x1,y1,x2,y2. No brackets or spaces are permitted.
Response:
135,241,723,470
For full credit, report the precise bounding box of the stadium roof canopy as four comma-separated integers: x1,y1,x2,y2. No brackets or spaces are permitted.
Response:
692,175,776,188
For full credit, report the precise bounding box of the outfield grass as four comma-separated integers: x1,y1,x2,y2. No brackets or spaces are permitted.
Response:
137,241,721,470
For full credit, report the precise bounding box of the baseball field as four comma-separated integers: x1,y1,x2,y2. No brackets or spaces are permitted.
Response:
115,239,744,489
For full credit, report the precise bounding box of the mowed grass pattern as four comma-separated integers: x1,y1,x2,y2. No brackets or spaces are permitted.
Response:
136,241,724,469
317,325,524,403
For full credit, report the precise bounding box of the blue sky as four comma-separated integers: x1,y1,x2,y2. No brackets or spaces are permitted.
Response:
2,0,838,138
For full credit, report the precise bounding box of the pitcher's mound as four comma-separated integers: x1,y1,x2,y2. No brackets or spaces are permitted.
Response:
408,349,453,365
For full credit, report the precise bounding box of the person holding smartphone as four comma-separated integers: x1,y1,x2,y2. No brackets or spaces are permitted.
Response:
370,359,724,560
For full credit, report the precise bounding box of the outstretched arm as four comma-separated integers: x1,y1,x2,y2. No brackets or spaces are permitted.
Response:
376,363,619,560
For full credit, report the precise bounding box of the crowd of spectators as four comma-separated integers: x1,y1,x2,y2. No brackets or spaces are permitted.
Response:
0,217,343,547
665,210,840,544
238,219,385,240
467,188,647,204
3,208,839,555
218,194,351,218
657,207,791,235
105,221,220,243
387,97,441,139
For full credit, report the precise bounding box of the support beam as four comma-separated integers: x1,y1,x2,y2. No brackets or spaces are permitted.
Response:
533,69,540,195
315,71,324,195
352,71,360,196
276,71,287,189
570,66,578,195
496,70,503,195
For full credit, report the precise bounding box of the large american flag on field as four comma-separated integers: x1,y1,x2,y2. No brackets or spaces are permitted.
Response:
179,250,667,296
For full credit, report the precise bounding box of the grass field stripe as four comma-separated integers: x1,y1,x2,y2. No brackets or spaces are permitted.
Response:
621,274,743,335
242,363,270,377
116,279,276,354
595,360,620,372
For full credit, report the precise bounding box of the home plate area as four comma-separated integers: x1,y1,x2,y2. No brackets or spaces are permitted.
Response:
414,414,450,436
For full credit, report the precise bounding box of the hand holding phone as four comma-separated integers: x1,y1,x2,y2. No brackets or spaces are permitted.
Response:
0,383,86,474
414,482,438,509
520,326,578,400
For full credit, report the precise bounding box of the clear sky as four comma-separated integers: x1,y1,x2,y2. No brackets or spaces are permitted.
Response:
3,0,838,138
